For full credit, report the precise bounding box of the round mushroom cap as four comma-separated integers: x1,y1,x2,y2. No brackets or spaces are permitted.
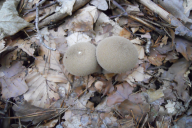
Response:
63,43,100,76
96,36,138,73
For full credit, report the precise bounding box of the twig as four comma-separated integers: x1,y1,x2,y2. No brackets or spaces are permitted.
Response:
111,0,128,15
141,114,148,128
24,1,58,16
103,120,108,128
138,0,192,41
137,114,143,128
38,0,91,28
114,109,124,119
162,27,172,39
19,0,28,13
111,0,165,35
19,118,22,128
4,98,10,113
35,0,56,51
131,110,137,124
145,38,152,55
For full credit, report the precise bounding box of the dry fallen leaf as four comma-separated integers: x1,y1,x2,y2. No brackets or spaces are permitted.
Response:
49,26,67,54
63,6,98,32
13,101,59,125
0,0,30,40
117,99,150,120
148,49,166,66
158,0,192,23
94,12,122,43
57,0,76,15
35,56,67,83
0,59,28,99
23,68,60,108
124,67,151,86
66,32,92,47
0,39,5,52
107,82,146,106
133,44,145,59
155,41,173,54
146,89,164,103
173,115,192,128
63,114,83,128
35,40,68,83
13,39,35,56
33,0,40,4
175,37,192,61
119,28,132,39
90,0,108,11
38,119,58,128
100,112,118,127
161,58,190,101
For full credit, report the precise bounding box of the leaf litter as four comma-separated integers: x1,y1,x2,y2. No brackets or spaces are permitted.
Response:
0,0,192,127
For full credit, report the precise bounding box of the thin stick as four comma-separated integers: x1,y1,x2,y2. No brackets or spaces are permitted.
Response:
35,0,56,51
4,98,10,113
23,30,30,39
141,114,148,128
24,1,58,16
137,114,143,128
138,0,192,41
111,0,165,35
131,110,136,124
145,38,152,55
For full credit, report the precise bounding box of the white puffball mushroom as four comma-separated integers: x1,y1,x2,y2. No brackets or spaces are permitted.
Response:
63,43,100,76
96,36,138,73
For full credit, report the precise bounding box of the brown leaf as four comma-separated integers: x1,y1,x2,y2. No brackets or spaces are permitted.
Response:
14,39,35,56
0,40,5,52
107,83,133,106
119,28,132,39
155,41,174,54
90,0,108,11
35,46,67,83
86,101,95,110
0,60,28,99
94,12,122,43
146,89,164,103
175,37,192,61
164,51,179,63
173,116,192,128
74,85,86,96
134,44,145,59
38,119,58,128
163,89,177,101
124,67,151,86
0,0,30,40
13,101,58,125
117,99,150,120
161,35,168,45
148,49,166,66
63,6,98,32
23,68,60,108
161,58,190,101
107,82,146,106
99,112,118,126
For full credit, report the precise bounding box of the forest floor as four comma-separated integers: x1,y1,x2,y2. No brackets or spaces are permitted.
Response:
0,0,192,128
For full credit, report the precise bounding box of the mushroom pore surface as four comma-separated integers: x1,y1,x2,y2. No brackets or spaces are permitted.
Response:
64,43,99,76
96,36,138,73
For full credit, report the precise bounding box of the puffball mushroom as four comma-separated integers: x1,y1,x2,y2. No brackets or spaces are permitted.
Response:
96,36,138,73
63,43,100,76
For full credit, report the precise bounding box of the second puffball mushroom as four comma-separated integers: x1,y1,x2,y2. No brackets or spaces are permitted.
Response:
63,43,100,76
96,36,138,73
